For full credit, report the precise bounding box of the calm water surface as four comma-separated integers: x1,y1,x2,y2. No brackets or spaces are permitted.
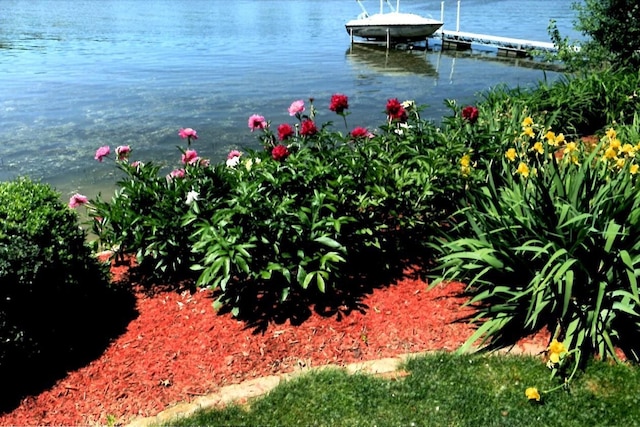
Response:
0,0,579,198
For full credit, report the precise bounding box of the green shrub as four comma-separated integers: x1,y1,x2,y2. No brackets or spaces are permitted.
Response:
187,97,468,316
89,143,230,283
431,114,640,365
0,177,110,368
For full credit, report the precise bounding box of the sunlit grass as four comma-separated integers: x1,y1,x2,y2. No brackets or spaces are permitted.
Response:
160,352,640,427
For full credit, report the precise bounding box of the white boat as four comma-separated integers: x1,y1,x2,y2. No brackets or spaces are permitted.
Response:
345,0,443,43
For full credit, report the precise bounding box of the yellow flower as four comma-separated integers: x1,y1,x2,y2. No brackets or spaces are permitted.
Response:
604,146,618,160
545,131,556,142
606,128,617,140
522,117,534,127
523,126,535,138
554,133,566,146
505,148,518,162
460,154,471,167
532,141,544,154
517,162,530,177
610,138,621,150
525,387,541,402
631,164,639,175
548,339,567,364
617,158,626,169
563,141,577,155
620,143,636,157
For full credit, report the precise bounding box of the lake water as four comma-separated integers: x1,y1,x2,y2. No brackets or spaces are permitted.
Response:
0,0,580,199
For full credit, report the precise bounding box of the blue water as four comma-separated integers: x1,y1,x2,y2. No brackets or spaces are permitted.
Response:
0,0,579,198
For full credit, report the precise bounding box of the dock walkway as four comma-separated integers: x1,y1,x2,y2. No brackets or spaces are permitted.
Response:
436,29,557,57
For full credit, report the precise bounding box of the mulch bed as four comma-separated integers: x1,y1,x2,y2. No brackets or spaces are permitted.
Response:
0,257,548,426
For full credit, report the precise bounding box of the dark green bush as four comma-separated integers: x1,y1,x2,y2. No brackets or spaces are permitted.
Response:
0,177,110,371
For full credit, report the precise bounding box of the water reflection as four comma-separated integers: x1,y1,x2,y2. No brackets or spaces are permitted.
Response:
345,43,438,77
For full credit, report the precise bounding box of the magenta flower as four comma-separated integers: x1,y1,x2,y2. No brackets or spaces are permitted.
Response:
271,144,290,161
227,149,242,159
329,94,349,114
115,145,131,161
181,149,199,165
300,119,317,137
288,100,305,116
178,128,198,140
248,114,267,132
68,193,88,209
94,145,110,162
277,123,294,141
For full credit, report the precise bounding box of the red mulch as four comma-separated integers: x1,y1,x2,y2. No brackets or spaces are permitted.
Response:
0,257,548,426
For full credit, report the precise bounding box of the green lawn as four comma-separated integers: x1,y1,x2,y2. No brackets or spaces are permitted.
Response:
160,352,640,427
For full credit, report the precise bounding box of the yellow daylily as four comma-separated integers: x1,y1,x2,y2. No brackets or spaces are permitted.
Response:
517,162,530,177
532,141,544,154
523,126,535,138
631,164,639,175
545,130,556,142
460,154,471,167
606,128,617,140
522,117,534,127
617,158,626,169
525,387,541,401
603,146,618,160
620,143,636,157
563,141,577,155
610,138,621,150
554,133,565,146
505,148,518,162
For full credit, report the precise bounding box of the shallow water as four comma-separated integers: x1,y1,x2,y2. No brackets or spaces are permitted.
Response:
0,0,579,198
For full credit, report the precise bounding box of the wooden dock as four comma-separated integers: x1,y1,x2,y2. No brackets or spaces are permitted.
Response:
436,30,557,57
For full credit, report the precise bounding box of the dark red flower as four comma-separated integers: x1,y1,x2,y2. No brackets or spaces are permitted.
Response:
278,123,294,141
385,98,407,122
329,93,349,114
300,119,317,137
271,144,290,161
350,126,372,139
461,106,479,124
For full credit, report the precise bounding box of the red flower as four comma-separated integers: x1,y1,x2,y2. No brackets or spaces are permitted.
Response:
300,119,317,137
461,106,479,124
271,144,290,161
278,123,294,141
385,98,407,122
329,93,349,114
350,126,372,139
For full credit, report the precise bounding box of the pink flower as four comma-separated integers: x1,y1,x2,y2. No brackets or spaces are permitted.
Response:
385,98,407,122
288,100,305,116
178,128,198,140
131,161,143,168
94,145,110,162
461,106,479,124
350,126,373,139
68,193,88,209
115,145,131,161
278,123,294,141
329,94,349,114
167,168,185,180
300,119,317,137
181,149,199,165
271,144,290,161
248,114,267,132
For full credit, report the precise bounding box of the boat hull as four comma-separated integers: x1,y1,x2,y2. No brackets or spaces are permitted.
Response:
345,22,442,41
345,12,443,42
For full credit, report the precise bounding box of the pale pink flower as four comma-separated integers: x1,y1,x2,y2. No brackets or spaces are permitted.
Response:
178,128,198,140
167,168,185,180
181,149,199,165
115,145,131,161
131,161,143,168
94,146,110,162
248,114,267,132
288,100,305,116
68,193,88,209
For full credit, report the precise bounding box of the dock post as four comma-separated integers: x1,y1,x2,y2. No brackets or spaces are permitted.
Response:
456,0,461,32
350,28,353,45
386,27,390,50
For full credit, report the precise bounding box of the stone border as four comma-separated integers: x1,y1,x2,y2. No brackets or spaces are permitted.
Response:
125,344,544,427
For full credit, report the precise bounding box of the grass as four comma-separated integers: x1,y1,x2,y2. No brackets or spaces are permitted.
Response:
160,352,640,427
